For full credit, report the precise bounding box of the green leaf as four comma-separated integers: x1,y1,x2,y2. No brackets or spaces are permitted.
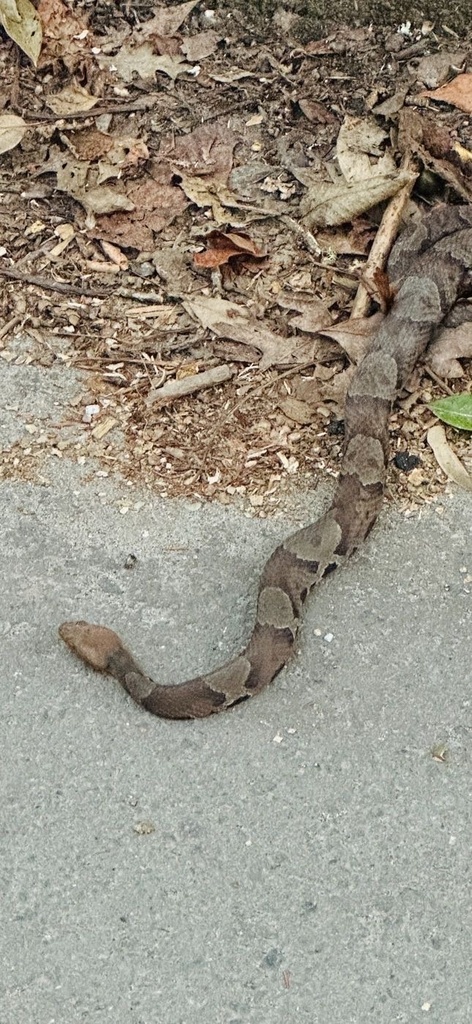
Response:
428,392,472,431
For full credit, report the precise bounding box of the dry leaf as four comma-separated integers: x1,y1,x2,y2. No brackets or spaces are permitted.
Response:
193,230,266,269
49,221,74,256
220,321,305,370
427,424,472,491
100,240,128,270
178,175,229,224
300,170,416,228
397,108,472,204
93,179,187,249
79,187,135,215
0,113,27,154
210,68,255,84
183,295,300,369
336,116,389,182
278,397,316,424
183,294,246,332
45,82,98,116
422,73,472,114
96,137,149,184
99,43,191,82
137,0,200,37
319,312,381,363
415,52,466,89
0,0,42,64
180,29,220,61
298,98,338,124
38,0,90,70
160,122,237,181
277,294,334,334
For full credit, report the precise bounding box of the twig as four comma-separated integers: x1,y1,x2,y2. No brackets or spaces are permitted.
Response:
350,164,417,319
0,266,165,304
282,215,324,257
423,365,455,395
146,364,235,406
0,314,23,342
0,266,112,298
116,288,164,304
25,96,159,123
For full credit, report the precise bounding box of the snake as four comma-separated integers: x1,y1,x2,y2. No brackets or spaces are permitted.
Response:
59,204,472,718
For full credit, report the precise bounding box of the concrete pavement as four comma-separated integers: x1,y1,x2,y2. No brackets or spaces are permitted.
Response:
1,361,471,1024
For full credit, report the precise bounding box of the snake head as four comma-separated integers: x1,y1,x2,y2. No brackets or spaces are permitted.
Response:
59,621,122,672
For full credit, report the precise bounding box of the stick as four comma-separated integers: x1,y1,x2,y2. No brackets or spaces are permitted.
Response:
146,364,235,406
350,168,417,320
0,267,112,298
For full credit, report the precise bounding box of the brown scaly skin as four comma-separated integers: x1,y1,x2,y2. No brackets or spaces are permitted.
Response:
60,205,472,718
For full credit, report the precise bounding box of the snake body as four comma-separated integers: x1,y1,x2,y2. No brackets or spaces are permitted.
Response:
60,205,472,718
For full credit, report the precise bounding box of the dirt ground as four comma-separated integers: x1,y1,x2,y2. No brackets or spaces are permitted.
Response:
234,0,472,40
1,0,471,516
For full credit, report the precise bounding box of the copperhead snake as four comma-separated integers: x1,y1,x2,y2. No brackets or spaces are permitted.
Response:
60,204,472,718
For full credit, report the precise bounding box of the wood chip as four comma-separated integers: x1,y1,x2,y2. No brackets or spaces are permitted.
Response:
90,416,119,439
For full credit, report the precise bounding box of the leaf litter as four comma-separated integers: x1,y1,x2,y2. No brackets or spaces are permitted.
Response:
0,2,471,514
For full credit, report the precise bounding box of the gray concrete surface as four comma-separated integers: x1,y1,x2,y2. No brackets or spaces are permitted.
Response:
1,363,471,1024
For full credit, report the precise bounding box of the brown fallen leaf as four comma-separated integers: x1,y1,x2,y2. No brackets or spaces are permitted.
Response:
100,240,128,270
319,365,356,407
67,129,114,163
372,87,409,117
300,170,416,228
214,321,308,371
182,295,303,370
336,115,391,182
45,81,98,115
78,186,135,216
38,0,91,70
182,294,247,331
276,294,334,334
422,73,472,114
298,98,338,124
302,27,370,55
159,121,237,182
193,231,267,269
277,397,316,424
96,137,149,184
427,424,472,491
209,68,255,84
137,0,200,37
415,51,466,89
92,178,188,249
318,312,381,363
84,259,120,274
66,130,149,178
180,29,220,61
99,44,192,83
178,175,237,224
